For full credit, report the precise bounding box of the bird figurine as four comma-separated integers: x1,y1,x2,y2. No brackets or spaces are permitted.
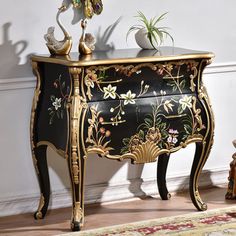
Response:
78,19,96,55
44,5,72,55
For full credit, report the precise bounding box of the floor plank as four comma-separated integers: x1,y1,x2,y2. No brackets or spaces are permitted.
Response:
0,186,235,236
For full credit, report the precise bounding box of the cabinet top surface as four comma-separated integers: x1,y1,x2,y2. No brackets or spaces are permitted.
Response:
31,47,214,67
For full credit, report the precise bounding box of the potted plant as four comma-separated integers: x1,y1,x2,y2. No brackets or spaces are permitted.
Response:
127,11,174,49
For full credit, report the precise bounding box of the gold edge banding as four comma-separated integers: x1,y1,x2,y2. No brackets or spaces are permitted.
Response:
31,53,214,67
36,141,67,159
30,61,41,174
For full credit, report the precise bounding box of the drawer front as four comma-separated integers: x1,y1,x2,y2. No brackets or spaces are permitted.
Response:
84,93,207,160
83,60,200,103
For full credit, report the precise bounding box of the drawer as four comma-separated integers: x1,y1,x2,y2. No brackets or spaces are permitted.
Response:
83,60,200,103
84,94,207,157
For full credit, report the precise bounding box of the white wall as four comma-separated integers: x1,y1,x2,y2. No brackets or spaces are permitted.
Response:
1,0,236,216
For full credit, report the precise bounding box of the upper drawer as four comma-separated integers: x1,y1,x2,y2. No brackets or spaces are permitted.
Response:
81,60,201,102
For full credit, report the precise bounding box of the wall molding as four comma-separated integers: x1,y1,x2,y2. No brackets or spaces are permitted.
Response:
0,77,36,91
0,62,236,91
204,62,236,74
0,166,229,217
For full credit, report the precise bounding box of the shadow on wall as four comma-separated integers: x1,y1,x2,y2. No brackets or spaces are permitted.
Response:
95,17,121,51
0,22,32,79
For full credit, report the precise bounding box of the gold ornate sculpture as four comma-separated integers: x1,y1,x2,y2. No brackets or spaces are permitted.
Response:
72,0,103,19
72,0,103,55
78,19,96,55
225,140,236,199
44,1,103,55
44,5,72,55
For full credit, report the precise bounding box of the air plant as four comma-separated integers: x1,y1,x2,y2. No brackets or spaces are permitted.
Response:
127,11,174,49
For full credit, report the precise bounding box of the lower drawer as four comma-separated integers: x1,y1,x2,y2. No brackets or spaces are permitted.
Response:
85,94,207,158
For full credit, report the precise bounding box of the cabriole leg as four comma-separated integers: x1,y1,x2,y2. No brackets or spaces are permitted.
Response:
33,145,50,219
190,138,213,211
67,137,86,231
157,153,171,200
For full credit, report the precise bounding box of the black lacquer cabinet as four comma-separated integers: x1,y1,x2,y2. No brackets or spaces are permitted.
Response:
31,47,214,231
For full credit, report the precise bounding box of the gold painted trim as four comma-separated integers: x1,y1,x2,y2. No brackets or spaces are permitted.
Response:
190,58,215,210
87,134,204,164
35,194,45,219
36,141,68,159
31,52,214,67
30,61,41,174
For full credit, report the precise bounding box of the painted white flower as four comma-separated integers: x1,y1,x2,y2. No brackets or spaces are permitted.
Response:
103,84,117,99
179,95,192,110
160,90,166,96
167,136,178,144
121,90,136,105
52,98,61,110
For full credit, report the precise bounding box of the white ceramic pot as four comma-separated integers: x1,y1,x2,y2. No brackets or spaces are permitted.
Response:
135,28,155,49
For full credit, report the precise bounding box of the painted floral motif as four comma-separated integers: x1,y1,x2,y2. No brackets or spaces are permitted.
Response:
121,91,205,154
146,127,162,143
103,84,117,99
179,95,192,110
48,75,70,125
84,68,149,126
52,98,62,110
167,129,179,148
120,90,136,105
86,105,113,154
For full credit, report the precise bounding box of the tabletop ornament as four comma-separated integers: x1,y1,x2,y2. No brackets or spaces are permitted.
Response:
126,11,174,50
44,0,103,56
225,140,236,200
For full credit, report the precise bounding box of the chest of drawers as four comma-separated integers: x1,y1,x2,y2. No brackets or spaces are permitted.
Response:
31,47,214,231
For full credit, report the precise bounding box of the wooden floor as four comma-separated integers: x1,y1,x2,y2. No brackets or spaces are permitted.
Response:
0,186,235,236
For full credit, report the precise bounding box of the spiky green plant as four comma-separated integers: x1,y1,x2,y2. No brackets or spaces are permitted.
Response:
126,11,174,49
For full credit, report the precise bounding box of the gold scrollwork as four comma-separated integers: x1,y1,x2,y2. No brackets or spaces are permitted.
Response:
190,65,198,92
69,67,88,184
192,96,205,132
87,134,204,164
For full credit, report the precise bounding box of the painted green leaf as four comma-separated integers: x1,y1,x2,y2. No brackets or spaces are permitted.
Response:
138,130,145,140
50,95,55,102
123,138,130,145
178,105,184,114
62,81,65,89
56,110,60,119
180,80,186,89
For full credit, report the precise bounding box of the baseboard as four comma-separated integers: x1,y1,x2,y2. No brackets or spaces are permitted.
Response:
0,166,229,217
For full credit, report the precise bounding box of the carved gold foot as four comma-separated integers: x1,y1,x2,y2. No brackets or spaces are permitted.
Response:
71,202,84,231
34,195,45,220
194,190,207,211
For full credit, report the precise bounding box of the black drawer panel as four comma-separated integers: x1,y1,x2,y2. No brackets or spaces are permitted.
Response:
84,94,207,156
83,60,200,102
